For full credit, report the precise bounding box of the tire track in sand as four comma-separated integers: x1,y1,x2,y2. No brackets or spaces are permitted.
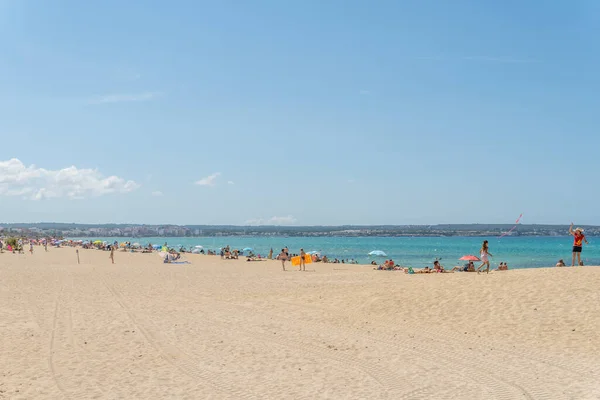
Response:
99,274,261,400
172,295,492,399
190,296,535,400
48,290,69,400
261,299,541,400
270,298,573,399
278,297,596,382
110,275,393,399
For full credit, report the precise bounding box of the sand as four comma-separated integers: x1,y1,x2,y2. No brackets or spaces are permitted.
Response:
1,247,599,399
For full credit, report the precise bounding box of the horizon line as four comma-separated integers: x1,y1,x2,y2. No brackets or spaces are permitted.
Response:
0,222,592,228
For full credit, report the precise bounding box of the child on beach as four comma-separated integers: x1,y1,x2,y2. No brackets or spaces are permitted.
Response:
477,240,492,274
109,246,115,264
29,242,34,254
569,223,588,266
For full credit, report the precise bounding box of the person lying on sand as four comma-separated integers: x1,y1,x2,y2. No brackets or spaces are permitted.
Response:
450,261,476,272
556,259,566,267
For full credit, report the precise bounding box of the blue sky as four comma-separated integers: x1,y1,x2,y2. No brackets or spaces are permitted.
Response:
0,0,599,225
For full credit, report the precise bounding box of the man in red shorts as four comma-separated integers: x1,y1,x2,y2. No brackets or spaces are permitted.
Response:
569,223,589,266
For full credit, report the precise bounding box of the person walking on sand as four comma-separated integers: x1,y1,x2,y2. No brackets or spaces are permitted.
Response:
29,241,34,254
477,240,493,274
109,246,115,264
569,223,588,266
299,248,306,271
278,249,288,271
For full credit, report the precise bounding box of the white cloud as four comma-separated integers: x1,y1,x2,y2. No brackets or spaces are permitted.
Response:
0,158,140,200
151,191,163,197
227,181,234,185
245,215,297,226
90,91,161,104
195,172,221,186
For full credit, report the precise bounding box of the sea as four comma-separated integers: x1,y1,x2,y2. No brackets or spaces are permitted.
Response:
74,236,599,269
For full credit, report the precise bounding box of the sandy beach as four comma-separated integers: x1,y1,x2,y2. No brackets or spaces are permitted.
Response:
1,248,599,399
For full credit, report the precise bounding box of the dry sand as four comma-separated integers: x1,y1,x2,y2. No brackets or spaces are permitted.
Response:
1,248,600,399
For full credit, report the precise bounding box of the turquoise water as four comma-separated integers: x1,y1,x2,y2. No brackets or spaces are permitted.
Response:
75,236,599,269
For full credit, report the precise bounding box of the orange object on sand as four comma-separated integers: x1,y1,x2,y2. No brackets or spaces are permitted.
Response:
291,255,313,266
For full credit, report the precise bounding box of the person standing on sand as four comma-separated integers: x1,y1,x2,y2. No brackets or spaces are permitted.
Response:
29,241,34,254
268,248,273,260
299,248,306,271
109,246,115,264
569,223,588,266
278,249,288,271
477,240,493,274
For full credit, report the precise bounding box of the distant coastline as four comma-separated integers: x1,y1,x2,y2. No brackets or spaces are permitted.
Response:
0,222,596,238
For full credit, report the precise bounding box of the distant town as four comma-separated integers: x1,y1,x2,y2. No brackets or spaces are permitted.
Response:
0,223,596,238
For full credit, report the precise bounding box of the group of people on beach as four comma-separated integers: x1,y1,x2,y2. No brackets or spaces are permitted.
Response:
0,238,47,254
372,223,590,274
0,223,592,272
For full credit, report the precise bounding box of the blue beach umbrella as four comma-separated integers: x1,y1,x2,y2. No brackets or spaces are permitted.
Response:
242,247,253,252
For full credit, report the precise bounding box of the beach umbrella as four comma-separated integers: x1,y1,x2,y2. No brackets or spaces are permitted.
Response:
191,249,202,254
152,244,162,249
242,247,253,252
368,250,387,257
459,255,480,261
194,245,203,249
93,240,102,244
308,251,321,256
132,243,140,248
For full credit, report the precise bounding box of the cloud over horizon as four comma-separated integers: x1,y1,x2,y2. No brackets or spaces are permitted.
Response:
0,158,140,200
195,173,221,186
245,215,297,226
